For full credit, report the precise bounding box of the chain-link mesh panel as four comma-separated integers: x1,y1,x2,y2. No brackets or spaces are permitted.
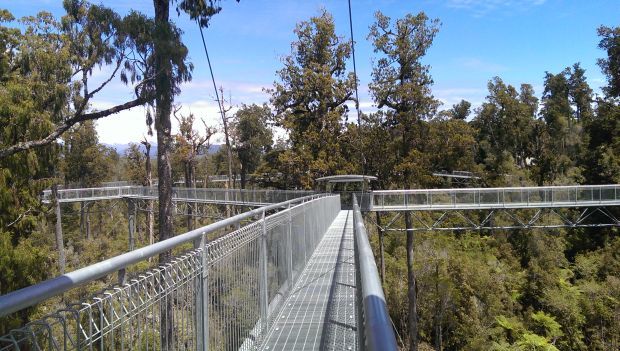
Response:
1,195,340,351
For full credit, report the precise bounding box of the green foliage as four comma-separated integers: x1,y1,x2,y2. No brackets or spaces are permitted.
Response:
269,9,355,188
124,143,147,185
232,104,273,188
63,121,116,187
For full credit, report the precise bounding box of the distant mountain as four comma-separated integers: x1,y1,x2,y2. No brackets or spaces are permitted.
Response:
107,143,221,156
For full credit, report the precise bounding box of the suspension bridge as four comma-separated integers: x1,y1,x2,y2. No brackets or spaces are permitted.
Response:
0,182,619,350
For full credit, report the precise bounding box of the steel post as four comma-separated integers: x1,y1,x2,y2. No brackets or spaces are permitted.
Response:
286,203,293,289
259,209,269,342
128,199,136,251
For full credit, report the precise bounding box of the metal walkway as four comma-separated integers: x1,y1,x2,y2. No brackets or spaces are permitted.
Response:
261,210,357,351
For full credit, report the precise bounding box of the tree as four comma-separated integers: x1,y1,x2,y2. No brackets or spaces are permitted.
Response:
63,121,113,187
232,104,273,189
472,78,537,184
597,26,620,98
0,3,155,329
150,1,232,347
450,99,472,120
124,143,147,185
368,11,440,351
368,11,441,187
269,9,355,188
0,1,157,158
583,25,620,184
173,110,212,229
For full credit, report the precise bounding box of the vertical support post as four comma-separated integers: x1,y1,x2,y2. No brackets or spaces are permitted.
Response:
85,202,91,240
302,199,307,263
286,203,293,288
259,209,269,342
128,199,136,251
196,232,209,350
52,184,66,275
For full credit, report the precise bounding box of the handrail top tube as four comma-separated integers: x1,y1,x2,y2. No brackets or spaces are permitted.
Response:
372,184,620,195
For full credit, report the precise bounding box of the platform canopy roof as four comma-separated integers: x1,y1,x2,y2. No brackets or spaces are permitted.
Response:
315,175,378,183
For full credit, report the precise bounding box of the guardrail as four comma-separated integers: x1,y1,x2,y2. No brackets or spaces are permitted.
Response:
41,186,315,205
0,194,341,350
371,184,620,211
352,197,398,351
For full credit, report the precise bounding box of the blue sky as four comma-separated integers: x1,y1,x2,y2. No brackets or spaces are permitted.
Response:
2,0,619,144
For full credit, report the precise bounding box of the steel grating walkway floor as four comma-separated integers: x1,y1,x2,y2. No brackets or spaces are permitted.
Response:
261,210,358,351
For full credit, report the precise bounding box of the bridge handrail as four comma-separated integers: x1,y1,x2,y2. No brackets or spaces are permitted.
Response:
41,186,315,203
353,196,398,351
371,184,620,210
372,184,620,194
0,193,326,318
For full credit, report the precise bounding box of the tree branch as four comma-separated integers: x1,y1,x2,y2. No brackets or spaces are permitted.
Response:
0,97,148,158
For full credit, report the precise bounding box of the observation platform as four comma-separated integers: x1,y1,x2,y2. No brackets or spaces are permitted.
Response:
261,210,358,351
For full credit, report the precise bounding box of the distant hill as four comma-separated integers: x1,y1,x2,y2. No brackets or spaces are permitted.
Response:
107,143,221,156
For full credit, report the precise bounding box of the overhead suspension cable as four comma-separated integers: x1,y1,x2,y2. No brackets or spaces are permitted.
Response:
347,0,362,127
197,22,227,128
347,0,367,176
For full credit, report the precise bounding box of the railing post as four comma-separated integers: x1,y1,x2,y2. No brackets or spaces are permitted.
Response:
197,232,209,351
286,203,293,288
259,209,269,343
301,199,307,263
127,199,136,251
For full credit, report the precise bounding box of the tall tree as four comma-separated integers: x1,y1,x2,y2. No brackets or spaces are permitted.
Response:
597,25,620,98
63,121,113,187
150,1,231,347
449,99,472,120
0,1,157,158
141,139,154,245
472,78,537,183
269,10,355,188
232,103,273,189
368,11,440,351
124,143,147,185
583,25,620,184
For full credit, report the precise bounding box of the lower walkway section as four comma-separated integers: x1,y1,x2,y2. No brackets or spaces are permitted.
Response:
261,210,357,351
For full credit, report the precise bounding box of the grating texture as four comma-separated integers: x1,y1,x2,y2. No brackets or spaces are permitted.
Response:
261,210,357,351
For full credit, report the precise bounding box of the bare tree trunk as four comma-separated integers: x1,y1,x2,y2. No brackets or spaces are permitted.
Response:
185,162,195,230
376,211,385,283
153,0,174,348
405,211,417,351
220,87,234,191
52,184,66,275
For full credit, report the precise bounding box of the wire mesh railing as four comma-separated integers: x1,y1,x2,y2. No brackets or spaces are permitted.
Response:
0,194,341,350
41,186,315,205
371,184,620,211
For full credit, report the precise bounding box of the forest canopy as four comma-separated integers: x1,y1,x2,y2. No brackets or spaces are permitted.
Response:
0,2,619,350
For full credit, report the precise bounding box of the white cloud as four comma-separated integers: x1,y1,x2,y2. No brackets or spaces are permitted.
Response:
456,57,508,73
446,0,547,16
93,100,229,145
433,87,486,109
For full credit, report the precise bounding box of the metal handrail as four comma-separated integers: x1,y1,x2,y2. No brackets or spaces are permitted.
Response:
0,193,327,318
371,184,620,211
41,186,315,203
372,184,620,194
352,196,398,351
